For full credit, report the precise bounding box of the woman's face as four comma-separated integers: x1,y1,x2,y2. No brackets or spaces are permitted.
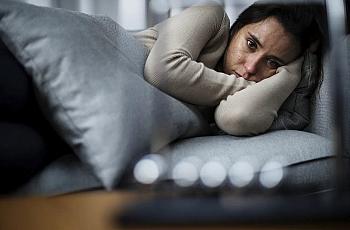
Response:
223,17,301,82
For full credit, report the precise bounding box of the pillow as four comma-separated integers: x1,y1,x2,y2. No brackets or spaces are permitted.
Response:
269,50,319,131
0,1,208,189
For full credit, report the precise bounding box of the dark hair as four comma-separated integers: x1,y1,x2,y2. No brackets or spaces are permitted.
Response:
230,2,327,54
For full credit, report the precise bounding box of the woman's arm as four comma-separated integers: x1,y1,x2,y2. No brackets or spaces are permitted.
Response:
144,4,255,106
214,57,303,136
269,51,318,131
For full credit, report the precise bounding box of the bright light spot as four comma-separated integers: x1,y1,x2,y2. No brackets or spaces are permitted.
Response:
172,161,199,187
133,158,160,184
259,161,284,188
199,161,227,188
228,161,254,188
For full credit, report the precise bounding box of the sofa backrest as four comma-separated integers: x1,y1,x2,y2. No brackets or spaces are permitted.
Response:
305,52,336,139
340,36,350,157
306,36,349,157
345,36,350,157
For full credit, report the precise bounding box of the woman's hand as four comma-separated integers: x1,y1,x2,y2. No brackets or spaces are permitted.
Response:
276,55,304,79
215,55,304,136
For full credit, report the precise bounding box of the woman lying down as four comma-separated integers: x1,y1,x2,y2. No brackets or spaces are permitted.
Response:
133,1,325,136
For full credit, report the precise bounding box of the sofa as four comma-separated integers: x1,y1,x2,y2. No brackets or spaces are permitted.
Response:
14,56,338,196
0,1,348,196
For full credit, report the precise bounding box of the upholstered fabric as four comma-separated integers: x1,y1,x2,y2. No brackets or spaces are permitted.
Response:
15,154,101,196
16,130,335,196
0,1,208,189
343,36,350,157
160,130,333,169
305,53,335,139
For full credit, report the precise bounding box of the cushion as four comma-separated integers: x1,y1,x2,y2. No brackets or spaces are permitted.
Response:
159,130,334,175
16,151,335,196
0,1,208,189
15,154,102,196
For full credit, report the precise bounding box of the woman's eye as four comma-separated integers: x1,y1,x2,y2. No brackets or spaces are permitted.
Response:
267,59,280,69
247,39,257,50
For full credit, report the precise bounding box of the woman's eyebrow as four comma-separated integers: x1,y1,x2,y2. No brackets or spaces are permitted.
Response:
248,32,262,48
248,32,287,65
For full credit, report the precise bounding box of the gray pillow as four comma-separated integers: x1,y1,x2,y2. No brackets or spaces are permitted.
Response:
0,1,208,189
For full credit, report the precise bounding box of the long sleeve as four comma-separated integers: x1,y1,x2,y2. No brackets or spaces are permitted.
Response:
269,51,318,131
143,4,255,106
214,58,303,136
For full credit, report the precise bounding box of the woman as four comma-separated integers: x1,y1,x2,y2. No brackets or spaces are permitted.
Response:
133,1,325,135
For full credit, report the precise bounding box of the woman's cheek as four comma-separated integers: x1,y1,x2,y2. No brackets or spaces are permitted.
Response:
235,52,244,64
224,48,245,74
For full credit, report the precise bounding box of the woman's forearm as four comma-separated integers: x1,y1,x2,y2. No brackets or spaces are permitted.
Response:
145,53,255,106
214,59,302,136
144,4,254,106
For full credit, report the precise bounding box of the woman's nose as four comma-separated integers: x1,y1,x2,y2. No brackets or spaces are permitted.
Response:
243,55,261,76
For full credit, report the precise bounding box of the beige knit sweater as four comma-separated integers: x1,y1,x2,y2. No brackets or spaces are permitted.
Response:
133,4,301,136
